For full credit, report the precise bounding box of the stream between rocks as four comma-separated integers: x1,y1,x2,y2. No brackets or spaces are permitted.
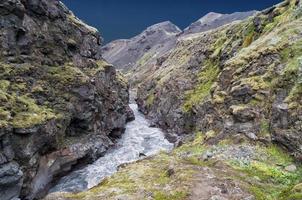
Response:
49,104,173,194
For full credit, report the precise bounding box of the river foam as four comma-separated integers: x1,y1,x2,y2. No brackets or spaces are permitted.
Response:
49,104,173,193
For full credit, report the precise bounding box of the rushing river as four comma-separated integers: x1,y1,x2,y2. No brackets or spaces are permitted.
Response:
49,104,173,193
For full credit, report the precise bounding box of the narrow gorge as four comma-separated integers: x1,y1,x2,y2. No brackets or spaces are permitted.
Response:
1,0,302,200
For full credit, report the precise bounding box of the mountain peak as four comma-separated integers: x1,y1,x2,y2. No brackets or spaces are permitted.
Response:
183,10,256,35
198,12,224,23
145,21,181,34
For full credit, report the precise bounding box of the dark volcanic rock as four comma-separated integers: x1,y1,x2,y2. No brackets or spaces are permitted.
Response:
0,162,23,200
0,0,132,199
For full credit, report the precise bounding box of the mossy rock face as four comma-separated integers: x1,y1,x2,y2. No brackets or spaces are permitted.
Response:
0,1,132,199
136,0,302,159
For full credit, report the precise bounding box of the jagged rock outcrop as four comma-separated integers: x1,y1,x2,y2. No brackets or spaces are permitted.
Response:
137,0,302,158
0,0,133,199
101,21,181,73
102,11,255,86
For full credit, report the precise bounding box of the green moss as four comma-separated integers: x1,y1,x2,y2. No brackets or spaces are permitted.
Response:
175,132,204,153
263,13,284,33
242,23,256,47
275,40,302,106
11,82,27,92
241,76,270,91
0,90,8,103
146,93,155,106
0,87,57,128
281,38,302,61
264,144,293,165
154,191,187,200
259,119,270,138
253,161,295,183
0,63,12,77
229,144,302,200
116,71,128,88
0,80,10,91
211,34,228,58
279,183,302,200
173,133,208,166
137,51,155,67
82,60,108,77
285,193,302,200
46,63,88,86
261,1,295,33
0,107,10,128
11,95,56,128
182,60,219,112
286,83,302,106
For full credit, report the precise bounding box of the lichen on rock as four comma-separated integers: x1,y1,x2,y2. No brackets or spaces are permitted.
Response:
0,0,132,199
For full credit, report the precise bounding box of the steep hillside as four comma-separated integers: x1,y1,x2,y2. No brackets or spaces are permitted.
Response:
137,0,302,159
101,11,255,86
0,1,133,199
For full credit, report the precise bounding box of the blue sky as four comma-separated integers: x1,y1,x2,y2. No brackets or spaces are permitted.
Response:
62,0,282,43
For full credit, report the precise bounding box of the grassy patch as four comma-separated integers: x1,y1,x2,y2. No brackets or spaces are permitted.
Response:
242,23,256,47
259,119,270,137
182,59,219,112
65,134,208,200
137,51,156,67
66,152,194,200
61,132,302,200
146,93,155,107
154,191,188,200
229,144,302,200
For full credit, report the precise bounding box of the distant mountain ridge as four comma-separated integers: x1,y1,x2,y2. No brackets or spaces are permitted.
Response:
183,11,257,35
101,10,257,81
101,21,181,72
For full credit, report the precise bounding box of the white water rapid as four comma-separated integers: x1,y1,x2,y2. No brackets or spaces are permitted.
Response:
49,104,173,193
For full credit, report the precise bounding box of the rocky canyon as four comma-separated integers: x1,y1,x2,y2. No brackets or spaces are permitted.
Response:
1,0,302,200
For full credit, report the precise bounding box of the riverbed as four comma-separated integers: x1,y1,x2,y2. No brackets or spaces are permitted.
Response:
49,104,173,193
